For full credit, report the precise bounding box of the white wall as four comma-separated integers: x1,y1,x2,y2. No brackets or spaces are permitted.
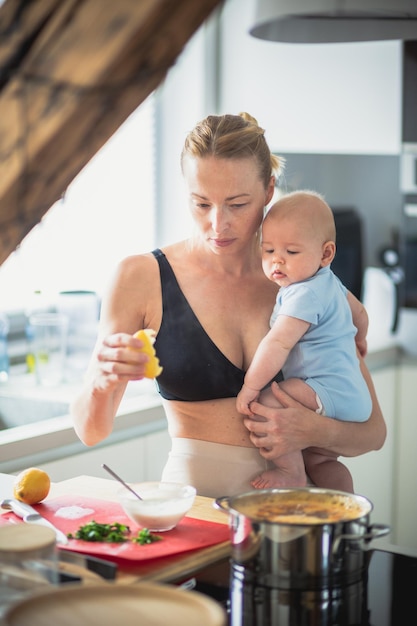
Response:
218,0,402,155
155,16,219,247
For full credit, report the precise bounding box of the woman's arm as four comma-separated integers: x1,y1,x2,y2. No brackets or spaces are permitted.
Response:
347,290,369,357
70,255,156,446
70,332,148,446
244,356,386,459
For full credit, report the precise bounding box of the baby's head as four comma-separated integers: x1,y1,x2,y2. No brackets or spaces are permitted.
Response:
261,190,336,287
265,190,336,241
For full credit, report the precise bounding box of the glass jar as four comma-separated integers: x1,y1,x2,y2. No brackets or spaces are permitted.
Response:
0,524,58,617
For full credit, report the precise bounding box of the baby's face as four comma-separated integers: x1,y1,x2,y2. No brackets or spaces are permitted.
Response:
261,215,326,287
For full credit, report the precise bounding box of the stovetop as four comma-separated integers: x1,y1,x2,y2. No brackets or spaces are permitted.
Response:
192,548,417,626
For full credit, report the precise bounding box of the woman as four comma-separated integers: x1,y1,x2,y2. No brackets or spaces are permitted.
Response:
70,113,386,498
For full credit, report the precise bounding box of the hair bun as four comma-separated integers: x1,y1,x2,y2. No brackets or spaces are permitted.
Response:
239,112,260,127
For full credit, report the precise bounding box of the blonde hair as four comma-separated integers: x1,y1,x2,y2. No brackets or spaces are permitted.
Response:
181,112,284,189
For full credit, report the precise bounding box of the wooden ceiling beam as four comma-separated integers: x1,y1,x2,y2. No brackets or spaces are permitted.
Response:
0,0,223,265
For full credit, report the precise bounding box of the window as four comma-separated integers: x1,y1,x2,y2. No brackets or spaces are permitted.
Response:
0,96,156,313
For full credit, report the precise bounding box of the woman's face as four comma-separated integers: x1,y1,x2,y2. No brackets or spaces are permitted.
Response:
182,156,275,254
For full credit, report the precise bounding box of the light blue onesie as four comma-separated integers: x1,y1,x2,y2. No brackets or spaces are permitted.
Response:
271,265,371,421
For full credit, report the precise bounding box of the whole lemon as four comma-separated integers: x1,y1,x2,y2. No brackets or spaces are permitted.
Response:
13,467,51,505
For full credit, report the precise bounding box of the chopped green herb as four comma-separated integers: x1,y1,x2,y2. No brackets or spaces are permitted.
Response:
67,521,163,546
132,528,162,545
67,520,130,543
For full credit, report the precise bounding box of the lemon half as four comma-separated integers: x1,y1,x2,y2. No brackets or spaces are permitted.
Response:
133,329,163,379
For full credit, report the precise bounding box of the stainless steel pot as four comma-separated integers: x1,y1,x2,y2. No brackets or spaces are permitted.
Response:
215,488,390,590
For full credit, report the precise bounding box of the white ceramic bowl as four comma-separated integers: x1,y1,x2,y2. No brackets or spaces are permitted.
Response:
119,482,197,532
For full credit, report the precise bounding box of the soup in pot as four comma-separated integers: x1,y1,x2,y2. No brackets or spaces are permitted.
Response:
232,490,371,524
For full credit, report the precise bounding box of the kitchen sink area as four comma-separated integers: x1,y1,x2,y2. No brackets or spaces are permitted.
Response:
0,371,166,477
0,366,159,427
0,395,69,430
0,367,74,431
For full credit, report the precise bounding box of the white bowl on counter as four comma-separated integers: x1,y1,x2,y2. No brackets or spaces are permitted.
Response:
119,481,196,532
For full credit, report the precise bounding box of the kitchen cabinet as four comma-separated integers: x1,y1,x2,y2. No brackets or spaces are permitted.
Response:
394,361,417,549
218,0,402,155
345,357,417,551
344,366,397,534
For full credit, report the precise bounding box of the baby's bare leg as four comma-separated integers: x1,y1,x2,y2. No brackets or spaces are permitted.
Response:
303,449,354,493
251,379,319,490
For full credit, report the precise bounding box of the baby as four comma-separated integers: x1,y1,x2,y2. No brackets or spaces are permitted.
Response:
237,190,372,492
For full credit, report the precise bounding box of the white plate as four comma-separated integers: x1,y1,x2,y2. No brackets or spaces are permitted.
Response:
3,581,226,626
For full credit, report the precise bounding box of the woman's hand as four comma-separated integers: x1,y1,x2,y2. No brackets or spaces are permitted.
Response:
91,332,151,391
244,360,387,460
70,331,151,447
243,382,317,459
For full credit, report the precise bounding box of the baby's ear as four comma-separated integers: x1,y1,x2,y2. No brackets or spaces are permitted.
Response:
321,241,336,266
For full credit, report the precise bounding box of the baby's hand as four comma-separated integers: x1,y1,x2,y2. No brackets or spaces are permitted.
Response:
236,384,260,416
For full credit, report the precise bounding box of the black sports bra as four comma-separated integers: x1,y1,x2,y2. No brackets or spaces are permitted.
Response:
151,249,282,402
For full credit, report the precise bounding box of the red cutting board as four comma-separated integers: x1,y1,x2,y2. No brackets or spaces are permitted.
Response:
1,495,230,563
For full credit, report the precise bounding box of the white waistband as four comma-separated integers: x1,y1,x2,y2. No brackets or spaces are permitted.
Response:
161,437,271,498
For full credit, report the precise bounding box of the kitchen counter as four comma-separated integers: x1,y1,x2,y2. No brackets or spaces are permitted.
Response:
2,473,416,626
0,473,231,585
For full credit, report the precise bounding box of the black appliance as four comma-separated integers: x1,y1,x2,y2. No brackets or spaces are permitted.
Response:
191,548,417,626
401,41,417,309
331,208,364,301
403,238,417,307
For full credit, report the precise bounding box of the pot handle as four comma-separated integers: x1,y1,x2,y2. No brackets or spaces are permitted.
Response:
214,495,231,513
332,522,391,556
363,523,391,542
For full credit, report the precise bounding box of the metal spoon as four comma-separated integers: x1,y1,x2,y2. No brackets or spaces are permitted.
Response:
101,463,143,500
